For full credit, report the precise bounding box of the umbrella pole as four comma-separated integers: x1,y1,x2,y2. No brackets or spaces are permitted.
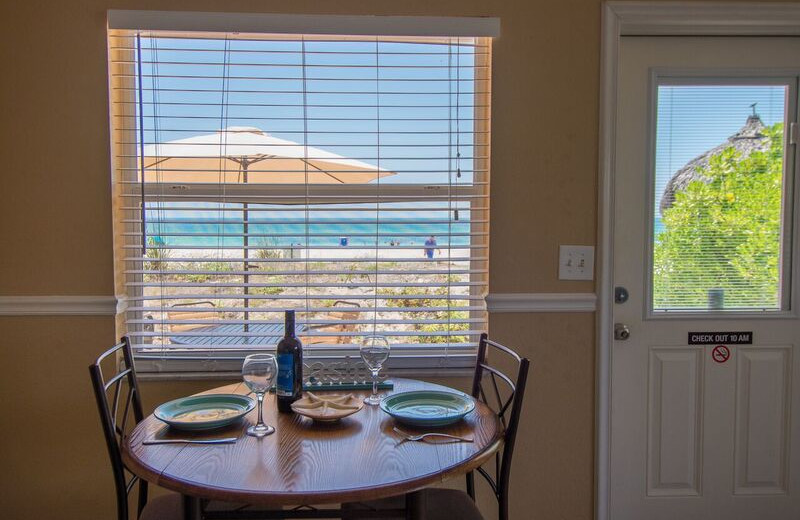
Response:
242,163,250,339
244,201,249,337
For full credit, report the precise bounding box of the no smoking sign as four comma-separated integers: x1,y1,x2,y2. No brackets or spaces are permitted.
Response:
711,345,731,364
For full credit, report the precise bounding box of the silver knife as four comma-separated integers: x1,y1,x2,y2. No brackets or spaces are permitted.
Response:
143,437,237,445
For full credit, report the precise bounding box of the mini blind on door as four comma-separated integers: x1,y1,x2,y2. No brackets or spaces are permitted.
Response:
108,27,492,371
652,81,790,312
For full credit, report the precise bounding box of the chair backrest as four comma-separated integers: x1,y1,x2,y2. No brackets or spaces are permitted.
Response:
167,300,216,332
330,300,361,325
468,332,530,520
88,337,147,520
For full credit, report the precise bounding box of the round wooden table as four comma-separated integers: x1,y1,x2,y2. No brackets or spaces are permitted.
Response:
123,378,503,519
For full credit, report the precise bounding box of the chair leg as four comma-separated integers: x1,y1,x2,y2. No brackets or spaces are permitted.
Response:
183,495,201,520
466,471,475,500
137,481,148,519
339,502,356,520
405,491,426,520
499,489,509,520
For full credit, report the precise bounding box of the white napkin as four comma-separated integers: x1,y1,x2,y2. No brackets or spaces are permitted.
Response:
292,392,361,416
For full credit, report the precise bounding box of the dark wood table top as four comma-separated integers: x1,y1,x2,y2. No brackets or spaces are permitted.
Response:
122,378,503,506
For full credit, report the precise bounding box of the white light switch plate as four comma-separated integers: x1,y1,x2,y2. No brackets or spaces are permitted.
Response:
559,245,595,280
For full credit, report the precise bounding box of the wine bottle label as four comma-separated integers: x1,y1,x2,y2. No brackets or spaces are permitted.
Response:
276,353,294,397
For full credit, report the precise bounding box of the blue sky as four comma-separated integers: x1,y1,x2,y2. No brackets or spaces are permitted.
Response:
135,36,480,247
136,36,479,186
137,39,787,200
137,38,791,246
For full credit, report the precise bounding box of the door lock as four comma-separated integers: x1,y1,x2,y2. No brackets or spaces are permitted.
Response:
614,286,629,304
614,323,631,341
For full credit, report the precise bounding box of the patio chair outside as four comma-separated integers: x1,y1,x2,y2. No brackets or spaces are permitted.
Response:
301,300,361,345
166,301,217,332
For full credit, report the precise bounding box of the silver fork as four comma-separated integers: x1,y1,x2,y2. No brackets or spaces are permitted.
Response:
143,437,237,445
393,427,473,444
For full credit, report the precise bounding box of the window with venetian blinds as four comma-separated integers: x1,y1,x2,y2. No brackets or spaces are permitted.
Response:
108,25,492,371
652,81,790,312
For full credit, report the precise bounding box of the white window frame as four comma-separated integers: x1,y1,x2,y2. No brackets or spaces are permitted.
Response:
107,11,498,376
644,70,799,319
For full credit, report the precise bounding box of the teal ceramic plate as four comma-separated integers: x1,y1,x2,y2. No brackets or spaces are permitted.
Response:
154,394,255,431
380,390,476,427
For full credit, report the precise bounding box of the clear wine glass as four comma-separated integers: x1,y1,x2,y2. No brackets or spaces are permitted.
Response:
242,353,278,437
360,335,390,406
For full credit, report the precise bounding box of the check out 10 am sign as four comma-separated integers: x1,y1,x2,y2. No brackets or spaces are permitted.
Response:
688,331,753,345
688,331,752,364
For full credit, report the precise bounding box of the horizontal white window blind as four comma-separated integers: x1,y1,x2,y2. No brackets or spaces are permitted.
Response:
108,28,491,371
652,82,789,312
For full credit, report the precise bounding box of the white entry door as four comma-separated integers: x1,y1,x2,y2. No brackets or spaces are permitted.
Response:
611,36,800,519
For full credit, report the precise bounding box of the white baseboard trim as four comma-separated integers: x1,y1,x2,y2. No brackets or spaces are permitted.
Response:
486,292,597,313
0,296,119,316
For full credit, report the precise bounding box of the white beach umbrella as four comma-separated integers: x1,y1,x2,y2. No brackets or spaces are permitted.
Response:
141,126,394,184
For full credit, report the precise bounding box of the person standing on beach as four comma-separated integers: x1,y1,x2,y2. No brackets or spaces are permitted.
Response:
424,236,437,259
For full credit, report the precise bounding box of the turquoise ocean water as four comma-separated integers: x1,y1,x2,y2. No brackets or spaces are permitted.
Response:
147,218,472,248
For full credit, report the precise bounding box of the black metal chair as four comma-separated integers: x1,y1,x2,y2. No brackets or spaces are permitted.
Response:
90,338,288,520
89,336,184,520
343,332,530,520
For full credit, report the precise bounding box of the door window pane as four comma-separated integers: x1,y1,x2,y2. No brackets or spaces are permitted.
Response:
652,83,789,311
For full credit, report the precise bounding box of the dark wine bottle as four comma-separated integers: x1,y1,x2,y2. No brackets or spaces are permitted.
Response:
276,310,303,413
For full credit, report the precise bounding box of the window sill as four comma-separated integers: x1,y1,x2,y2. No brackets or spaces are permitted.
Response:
137,367,475,382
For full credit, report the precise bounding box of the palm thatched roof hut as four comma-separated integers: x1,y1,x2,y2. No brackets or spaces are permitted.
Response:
659,114,770,214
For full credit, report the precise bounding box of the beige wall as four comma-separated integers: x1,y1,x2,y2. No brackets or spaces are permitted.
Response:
0,0,605,518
